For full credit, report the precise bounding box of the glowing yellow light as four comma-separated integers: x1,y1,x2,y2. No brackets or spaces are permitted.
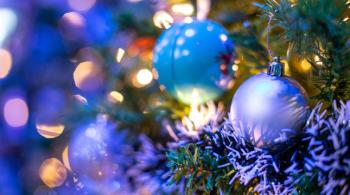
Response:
115,48,125,63
62,146,71,171
171,3,194,16
314,55,323,65
73,61,102,90
153,11,174,29
188,89,201,130
178,90,225,138
343,17,349,22
4,98,29,128
62,12,85,27
136,69,153,86
0,8,17,47
282,59,291,76
300,59,312,72
232,64,239,71
39,158,67,188
36,123,65,139
0,49,12,79
108,91,124,103
67,0,96,12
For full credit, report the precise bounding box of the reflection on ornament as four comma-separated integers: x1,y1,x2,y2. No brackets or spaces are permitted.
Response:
230,57,309,149
39,158,67,188
153,19,235,105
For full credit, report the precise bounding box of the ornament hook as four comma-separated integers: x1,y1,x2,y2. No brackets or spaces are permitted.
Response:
268,56,284,76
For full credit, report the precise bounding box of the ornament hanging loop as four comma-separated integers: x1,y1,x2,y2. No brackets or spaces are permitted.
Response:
267,14,274,59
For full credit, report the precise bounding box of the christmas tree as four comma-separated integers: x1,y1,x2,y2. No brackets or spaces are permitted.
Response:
0,0,349,194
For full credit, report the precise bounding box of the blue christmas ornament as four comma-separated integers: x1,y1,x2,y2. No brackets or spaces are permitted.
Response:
230,57,309,149
153,19,235,105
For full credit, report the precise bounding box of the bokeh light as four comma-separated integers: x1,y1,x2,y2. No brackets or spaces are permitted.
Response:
153,11,174,29
133,69,153,87
72,94,88,105
171,3,194,16
36,123,65,139
62,146,71,171
3,98,29,128
0,8,17,47
196,0,211,20
116,48,125,63
67,0,96,12
108,91,124,103
73,61,103,91
61,12,85,27
39,158,67,188
0,49,12,79
300,59,312,72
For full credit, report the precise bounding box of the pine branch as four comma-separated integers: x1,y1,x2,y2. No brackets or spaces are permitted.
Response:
257,0,350,103
166,133,234,194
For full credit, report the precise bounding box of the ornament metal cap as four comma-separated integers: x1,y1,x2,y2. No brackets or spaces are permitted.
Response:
268,57,284,76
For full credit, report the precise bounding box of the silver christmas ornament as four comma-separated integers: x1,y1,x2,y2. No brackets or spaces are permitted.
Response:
229,57,309,149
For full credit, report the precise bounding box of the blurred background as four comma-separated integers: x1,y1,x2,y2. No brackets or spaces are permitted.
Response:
0,0,317,194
